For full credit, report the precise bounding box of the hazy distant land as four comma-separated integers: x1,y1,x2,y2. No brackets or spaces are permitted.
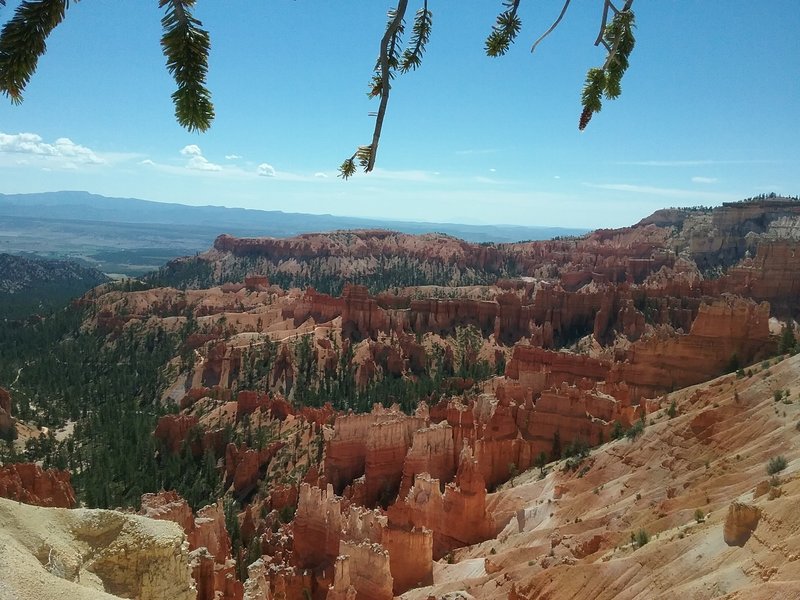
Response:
0,191,588,276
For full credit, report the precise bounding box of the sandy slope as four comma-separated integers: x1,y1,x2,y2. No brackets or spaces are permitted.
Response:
403,354,800,599
0,498,195,600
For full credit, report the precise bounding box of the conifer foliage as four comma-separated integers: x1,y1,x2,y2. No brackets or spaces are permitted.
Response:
0,0,637,173
0,0,69,103
159,0,214,132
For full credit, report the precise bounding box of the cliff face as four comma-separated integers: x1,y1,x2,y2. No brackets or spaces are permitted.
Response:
505,346,611,395
399,422,456,499
364,416,427,508
708,241,800,315
388,447,494,559
140,492,241,600
0,463,76,508
154,414,200,453
0,497,195,600
612,296,772,398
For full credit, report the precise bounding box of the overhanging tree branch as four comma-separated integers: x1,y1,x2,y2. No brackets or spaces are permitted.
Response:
1,1,640,176
159,0,214,132
368,0,408,172
0,0,71,103
340,0,413,179
580,2,635,130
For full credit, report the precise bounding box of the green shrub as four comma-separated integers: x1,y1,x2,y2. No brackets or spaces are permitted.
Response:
634,529,649,547
767,455,788,475
667,400,677,419
626,418,644,441
694,509,704,523
278,505,296,523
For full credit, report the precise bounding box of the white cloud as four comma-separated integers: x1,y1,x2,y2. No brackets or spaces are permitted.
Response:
691,176,718,184
186,155,222,172
139,159,156,166
489,168,497,173
225,154,242,160
178,145,222,171
258,163,276,177
180,144,203,157
314,172,328,178
0,132,103,164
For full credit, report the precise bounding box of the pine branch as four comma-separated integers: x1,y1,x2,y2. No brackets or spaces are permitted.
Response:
159,0,214,132
579,3,635,130
368,0,408,172
340,0,409,179
0,0,70,104
400,1,432,73
486,0,522,57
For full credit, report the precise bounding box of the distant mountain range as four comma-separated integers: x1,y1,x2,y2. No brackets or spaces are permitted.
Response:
0,191,588,276
0,191,586,242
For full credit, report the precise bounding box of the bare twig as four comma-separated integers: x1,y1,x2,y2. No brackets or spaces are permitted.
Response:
594,0,612,47
367,0,409,173
531,0,572,53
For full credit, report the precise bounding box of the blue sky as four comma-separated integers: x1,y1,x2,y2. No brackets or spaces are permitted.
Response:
0,1,798,228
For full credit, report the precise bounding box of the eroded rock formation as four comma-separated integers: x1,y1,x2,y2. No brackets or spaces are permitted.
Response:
0,463,76,508
723,502,761,546
140,492,241,600
388,446,494,559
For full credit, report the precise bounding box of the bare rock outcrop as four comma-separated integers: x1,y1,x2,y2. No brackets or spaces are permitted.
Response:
388,446,494,559
723,502,761,546
293,483,345,569
284,483,435,597
399,422,456,498
0,463,76,508
505,346,611,396
154,414,200,454
0,496,195,600
140,492,239,599
612,296,771,399
364,416,427,507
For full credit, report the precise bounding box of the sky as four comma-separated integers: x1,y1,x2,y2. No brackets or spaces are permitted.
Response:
0,1,798,229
